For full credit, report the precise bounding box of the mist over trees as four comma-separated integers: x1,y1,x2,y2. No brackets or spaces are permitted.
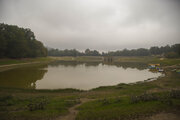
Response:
0,23,47,58
48,44,180,58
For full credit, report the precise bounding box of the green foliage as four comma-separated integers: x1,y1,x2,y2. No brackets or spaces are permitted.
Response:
107,44,179,57
130,93,159,103
48,44,180,57
164,52,179,58
169,90,180,99
0,23,47,58
77,92,180,120
0,57,53,66
130,91,180,104
150,46,161,55
27,97,48,111
107,48,150,56
48,48,101,57
0,94,79,120
171,44,180,55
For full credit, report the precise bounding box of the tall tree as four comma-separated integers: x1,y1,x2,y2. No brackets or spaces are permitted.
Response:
0,23,47,58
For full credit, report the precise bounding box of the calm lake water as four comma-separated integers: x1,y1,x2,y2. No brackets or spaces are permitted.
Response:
0,61,162,90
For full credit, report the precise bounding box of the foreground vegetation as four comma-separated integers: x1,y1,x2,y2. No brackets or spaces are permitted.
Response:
0,56,180,120
77,91,180,120
0,89,81,120
76,71,180,120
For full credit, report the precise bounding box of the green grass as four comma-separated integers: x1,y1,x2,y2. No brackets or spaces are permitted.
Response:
115,56,180,66
76,93,180,120
0,57,54,66
0,94,80,120
156,58,180,66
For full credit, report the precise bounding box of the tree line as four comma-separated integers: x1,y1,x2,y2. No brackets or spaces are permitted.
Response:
48,44,180,58
0,23,179,58
106,44,180,58
0,23,47,58
48,48,101,57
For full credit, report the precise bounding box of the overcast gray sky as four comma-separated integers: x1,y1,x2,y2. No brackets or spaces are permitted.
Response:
0,0,180,51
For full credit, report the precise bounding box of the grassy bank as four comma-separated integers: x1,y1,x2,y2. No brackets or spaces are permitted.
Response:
49,56,180,66
115,56,180,66
0,88,82,120
0,56,180,120
0,57,54,66
1,56,180,66
77,93,180,120
76,70,180,120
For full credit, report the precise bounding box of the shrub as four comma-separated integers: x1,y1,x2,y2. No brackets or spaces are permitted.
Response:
130,93,159,103
164,52,179,58
169,90,180,99
27,97,48,111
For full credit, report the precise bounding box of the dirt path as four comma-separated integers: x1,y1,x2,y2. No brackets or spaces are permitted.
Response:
56,98,91,120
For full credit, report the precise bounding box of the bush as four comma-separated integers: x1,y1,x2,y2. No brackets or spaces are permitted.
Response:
27,97,48,111
131,90,180,104
164,52,179,58
169,90,180,99
130,93,159,103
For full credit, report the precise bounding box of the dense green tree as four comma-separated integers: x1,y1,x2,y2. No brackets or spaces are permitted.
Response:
0,33,6,57
135,48,150,56
0,23,47,58
171,44,180,55
159,45,171,54
85,49,91,55
149,46,161,55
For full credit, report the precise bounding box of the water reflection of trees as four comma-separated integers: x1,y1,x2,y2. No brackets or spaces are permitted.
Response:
84,62,101,67
0,64,48,89
48,61,101,67
49,61,147,70
49,61,81,67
